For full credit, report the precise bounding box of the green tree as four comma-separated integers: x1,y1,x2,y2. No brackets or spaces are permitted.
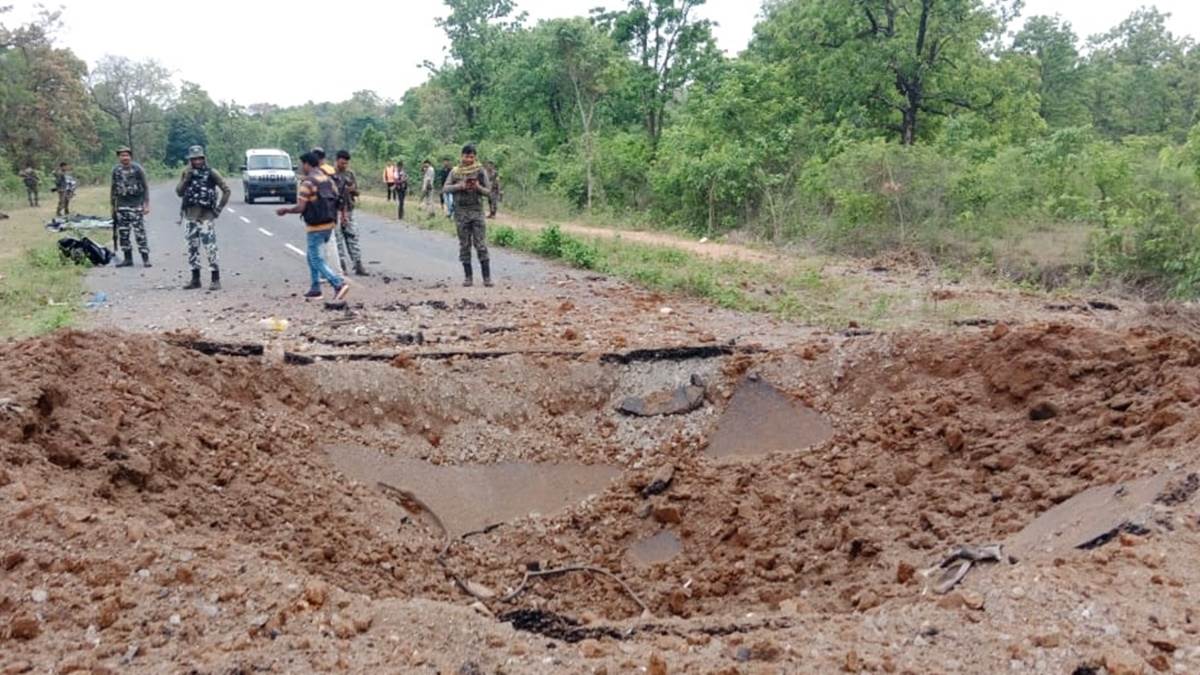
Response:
596,0,720,147
1012,15,1089,128
163,82,218,165
432,0,524,129
754,0,1015,145
90,55,174,156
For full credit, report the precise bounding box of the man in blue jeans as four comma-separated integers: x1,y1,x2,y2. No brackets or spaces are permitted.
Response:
276,152,350,300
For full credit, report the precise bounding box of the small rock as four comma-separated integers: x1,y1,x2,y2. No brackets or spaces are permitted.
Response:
1029,402,1058,421
304,580,329,608
936,592,965,610
843,649,861,672
97,599,120,629
8,615,40,640
1146,654,1170,672
991,323,1010,340
579,639,607,658
1032,633,1061,648
748,640,782,662
944,426,965,453
641,465,676,498
648,654,668,675
2,551,27,571
465,580,496,600
734,647,752,662
30,589,47,603
961,590,985,610
652,506,682,525
896,562,916,584
457,662,483,675
1148,639,1176,653
330,614,356,639
11,481,29,501
1103,649,1146,675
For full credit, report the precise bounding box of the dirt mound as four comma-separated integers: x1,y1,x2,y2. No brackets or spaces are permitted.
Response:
2,324,1199,673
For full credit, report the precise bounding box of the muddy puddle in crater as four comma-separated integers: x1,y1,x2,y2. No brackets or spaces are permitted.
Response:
326,445,621,537
705,376,835,460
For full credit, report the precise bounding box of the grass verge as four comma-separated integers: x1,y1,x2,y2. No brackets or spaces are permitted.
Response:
0,187,109,338
358,195,988,330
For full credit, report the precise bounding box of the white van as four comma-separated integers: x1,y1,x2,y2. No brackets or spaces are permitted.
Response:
241,149,297,204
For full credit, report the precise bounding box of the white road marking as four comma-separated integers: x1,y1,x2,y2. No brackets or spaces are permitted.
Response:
239,216,251,224
284,243,306,257
257,227,274,237
226,207,236,214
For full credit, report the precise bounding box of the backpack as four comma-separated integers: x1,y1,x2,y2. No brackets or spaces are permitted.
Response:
182,167,218,210
302,174,339,226
58,236,113,266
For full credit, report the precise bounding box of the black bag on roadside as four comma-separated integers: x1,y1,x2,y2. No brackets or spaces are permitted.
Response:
58,236,113,266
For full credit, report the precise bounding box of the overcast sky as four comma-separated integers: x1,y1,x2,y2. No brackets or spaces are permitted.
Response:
6,0,1200,107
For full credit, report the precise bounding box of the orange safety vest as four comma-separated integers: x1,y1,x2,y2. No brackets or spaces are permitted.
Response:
384,166,396,183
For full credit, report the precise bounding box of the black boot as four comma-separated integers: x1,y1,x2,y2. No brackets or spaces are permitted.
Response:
462,262,474,287
481,260,493,287
183,269,202,290
209,268,222,291
117,250,134,267
141,252,152,268
354,261,370,276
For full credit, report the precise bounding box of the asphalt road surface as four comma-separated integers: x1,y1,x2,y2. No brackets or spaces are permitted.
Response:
95,181,542,286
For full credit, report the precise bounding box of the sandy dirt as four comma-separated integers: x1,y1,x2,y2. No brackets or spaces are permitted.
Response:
2,315,1199,673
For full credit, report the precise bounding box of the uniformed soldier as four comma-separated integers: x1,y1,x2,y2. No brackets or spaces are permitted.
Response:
20,168,39,207
110,146,152,267
485,160,501,219
442,144,492,287
176,145,231,290
53,162,76,217
333,150,368,276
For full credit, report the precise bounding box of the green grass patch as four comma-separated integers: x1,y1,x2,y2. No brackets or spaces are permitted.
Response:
0,187,109,338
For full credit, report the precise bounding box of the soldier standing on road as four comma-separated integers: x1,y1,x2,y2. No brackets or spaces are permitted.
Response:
421,160,435,214
394,161,409,220
110,146,152,268
176,145,231,291
333,150,368,276
53,162,76,217
442,144,492,287
485,160,501,219
21,168,39,207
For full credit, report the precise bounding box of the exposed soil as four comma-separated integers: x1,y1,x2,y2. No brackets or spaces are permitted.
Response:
2,321,1200,673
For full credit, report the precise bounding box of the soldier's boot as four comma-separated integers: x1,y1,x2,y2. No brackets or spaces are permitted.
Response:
462,262,474,287
141,252,152,268
117,250,134,268
183,269,202,290
209,269,222,291
481,260,493,287
353,261,370,276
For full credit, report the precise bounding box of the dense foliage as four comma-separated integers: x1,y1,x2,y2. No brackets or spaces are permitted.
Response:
6,2,1200,294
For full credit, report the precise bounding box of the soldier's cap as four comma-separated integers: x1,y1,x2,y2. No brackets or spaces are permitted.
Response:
116,146,132,156
187,145,206,159
311,147,326,157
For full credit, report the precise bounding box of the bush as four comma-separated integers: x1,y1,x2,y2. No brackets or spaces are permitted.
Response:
491,225,519,247
561,237,601,270
533,224,565,258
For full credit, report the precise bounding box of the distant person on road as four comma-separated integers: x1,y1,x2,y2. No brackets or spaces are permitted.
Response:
485,160,501,219
53,162,76,217
276,152,350,301
421,160,435,214
176,145,232,291
110,146,152,268
384,161,397,201
333,150,368,276
442,144,492,287
21,168,39,207
394,161,409,220
435,158,453,217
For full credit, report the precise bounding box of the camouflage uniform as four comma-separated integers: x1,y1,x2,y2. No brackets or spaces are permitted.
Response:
176,159,231,274
21,169,39,207
486,165,501,218
333,166,366,274
443,163,491,285
111,161,151,262
54,169,76,217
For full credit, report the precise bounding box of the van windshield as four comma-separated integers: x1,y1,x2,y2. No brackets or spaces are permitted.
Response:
247,155,291,170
